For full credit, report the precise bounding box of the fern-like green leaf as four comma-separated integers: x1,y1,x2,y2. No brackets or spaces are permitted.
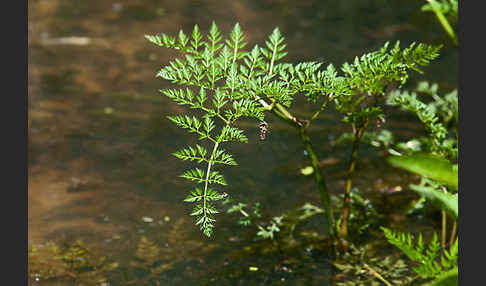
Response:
173,145,207,163
220,126,248,143
381,227,458,279
150,22,443,238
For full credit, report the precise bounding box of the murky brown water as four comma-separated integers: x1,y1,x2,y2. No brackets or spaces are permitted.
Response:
28,0,457,285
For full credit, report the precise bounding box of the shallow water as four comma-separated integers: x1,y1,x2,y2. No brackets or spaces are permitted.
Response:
28,0,457,285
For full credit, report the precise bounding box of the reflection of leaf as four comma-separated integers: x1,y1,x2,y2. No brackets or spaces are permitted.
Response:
387,153,458,189
410,184,457,218
429,267,458,286
135,236,160,266
29,241,118,285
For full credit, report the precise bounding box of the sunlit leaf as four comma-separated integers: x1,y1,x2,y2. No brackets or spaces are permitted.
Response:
387,153,458,189
410,184,458,219
428,267,458,286
300,166,314,176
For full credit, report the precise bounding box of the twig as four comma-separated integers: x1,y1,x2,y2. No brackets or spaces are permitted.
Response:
339,122,367,244
266,102,335,240
426,0,458,45
363,263,394,286
298,126,335,239
449,221,457,246
441,186,448,247
306,93,334,128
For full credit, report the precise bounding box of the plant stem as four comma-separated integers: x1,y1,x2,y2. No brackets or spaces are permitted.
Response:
306,95,333,128
339,123,366,244
275,102,301,126
427,0,458,45
267,102,335,239
203,141,220,222
441,186,447,247
298,126,336,239
239,208,249,218
363,263,394,286
449,220,457,246
441,210,447,247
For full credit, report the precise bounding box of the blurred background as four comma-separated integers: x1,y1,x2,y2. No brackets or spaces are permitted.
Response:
28,0,457,285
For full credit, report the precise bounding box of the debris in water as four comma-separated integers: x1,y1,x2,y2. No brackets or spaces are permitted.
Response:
149,53,158,61
112,3,123,12
142,216,154,223
67,177,89,192
104,107,114,114
40,36,92,46
300,166,314,176
319,157,340,166
156,8,166,16
392,185,403,192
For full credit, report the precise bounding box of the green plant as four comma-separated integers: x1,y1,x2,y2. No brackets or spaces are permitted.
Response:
382,227,458,284
422,0,458,45
331,42,441,246
379,4,459,276
386,152,458,246
383,90,459,284
388,153,457,190
226,198,326,242
387,82,458,161
146,22,268,237
146,22,441,248
386,80,458,245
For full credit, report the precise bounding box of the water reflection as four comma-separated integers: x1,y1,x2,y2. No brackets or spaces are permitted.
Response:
28,0,457,284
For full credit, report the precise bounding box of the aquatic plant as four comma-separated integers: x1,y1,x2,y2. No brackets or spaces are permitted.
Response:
422,0,458,45
374,2,459,279
383,80,459,284
387,82,458,160
333,250,415,286
382,228,458,285
28,240,119,285
146,22,441,244
383,153,458,285
28,224,214,286
386,81,458,242
331,42,442,247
